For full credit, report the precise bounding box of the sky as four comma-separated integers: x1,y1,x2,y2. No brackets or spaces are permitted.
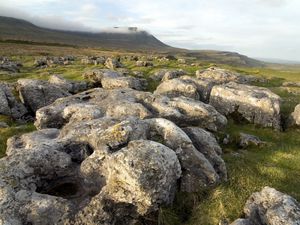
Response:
0,0,299,61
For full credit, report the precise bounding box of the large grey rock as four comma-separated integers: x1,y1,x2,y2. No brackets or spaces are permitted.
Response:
180,76,216,102
83,69,146,90
35,88,227,131
183,127,227,181
0,118,184,224
289,104,300,127
150,69,185,81
154,78,200,100
17,79,70,113
49,75,90,94
196,67,255,84
145,118,220,192
0,82,28,120
161,69,186,81
103,140,181,214
104,57,123,69
81,56,106,65
0,57,22,73
230,187,300,225
210,82,281,129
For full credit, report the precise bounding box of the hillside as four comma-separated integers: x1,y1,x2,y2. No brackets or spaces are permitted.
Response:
0,16,170,50
0,16,265,67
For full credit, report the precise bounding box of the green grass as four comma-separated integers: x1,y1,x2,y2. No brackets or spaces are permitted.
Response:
160,121,300,225
0,122,36,157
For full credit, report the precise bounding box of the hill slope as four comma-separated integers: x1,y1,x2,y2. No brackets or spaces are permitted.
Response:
0,16,170,50
0,16,265,67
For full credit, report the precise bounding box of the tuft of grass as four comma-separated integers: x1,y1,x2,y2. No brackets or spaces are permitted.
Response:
0,123,36,157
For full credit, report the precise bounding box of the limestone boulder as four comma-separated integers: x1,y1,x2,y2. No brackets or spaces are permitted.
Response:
230,187,300,225
210,82,281,129
289,104,300,127
17,79,70,113
35,88,227,131
104,57,123,69
0,82,28,120
154,78,200,100
49,75,90,94
196,67,252,84
183,127,227,181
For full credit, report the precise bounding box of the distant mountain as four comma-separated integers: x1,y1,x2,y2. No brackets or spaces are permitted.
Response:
0,16,170,50
0,16,265,67
256,57,300,65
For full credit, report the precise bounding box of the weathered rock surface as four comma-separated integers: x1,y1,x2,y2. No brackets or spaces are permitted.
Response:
183,127,227,181
49,75,90,94
161,69,186,81
210,82,281,129
0,56,22,73
282,81,300,87
239,133,266,148
17,79,70,113
154,78,200,100
288,104,300,127
0,82,28,120
83,69,146,90
81,56,106,65
0,113,228,224
104,57,123,69
136,60,153,67
35,88,227,131
34,56,75,68
150,69,185,81
180,76,216,102
196,67,260,84
230,187,300,225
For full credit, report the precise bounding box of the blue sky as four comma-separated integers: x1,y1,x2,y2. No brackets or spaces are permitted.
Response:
0,0,299,61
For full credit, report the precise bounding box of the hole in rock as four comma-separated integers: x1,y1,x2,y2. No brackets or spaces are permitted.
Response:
37,178,85,200
63,142,94,163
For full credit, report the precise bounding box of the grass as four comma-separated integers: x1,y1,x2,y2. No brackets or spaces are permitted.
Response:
0,122,36,157
1,45,300,225
159,122,300,225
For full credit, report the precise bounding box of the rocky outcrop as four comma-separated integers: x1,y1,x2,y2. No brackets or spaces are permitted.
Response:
83,69,146,90
0,56,22,73
210,82,281,129
81,56,106,65
196,67,260,84
161,69,186,81
183,127,227,181
17,79,70,113
35,88,227,131
49,75,90,94
0,82,28,120
180,76,216,102
104,57,123,70
0,113,227,224
154,78,199,100
230,187,300,225
34,56,75,68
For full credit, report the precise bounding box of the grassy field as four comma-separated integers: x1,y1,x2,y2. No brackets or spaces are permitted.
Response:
1,43,300,225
